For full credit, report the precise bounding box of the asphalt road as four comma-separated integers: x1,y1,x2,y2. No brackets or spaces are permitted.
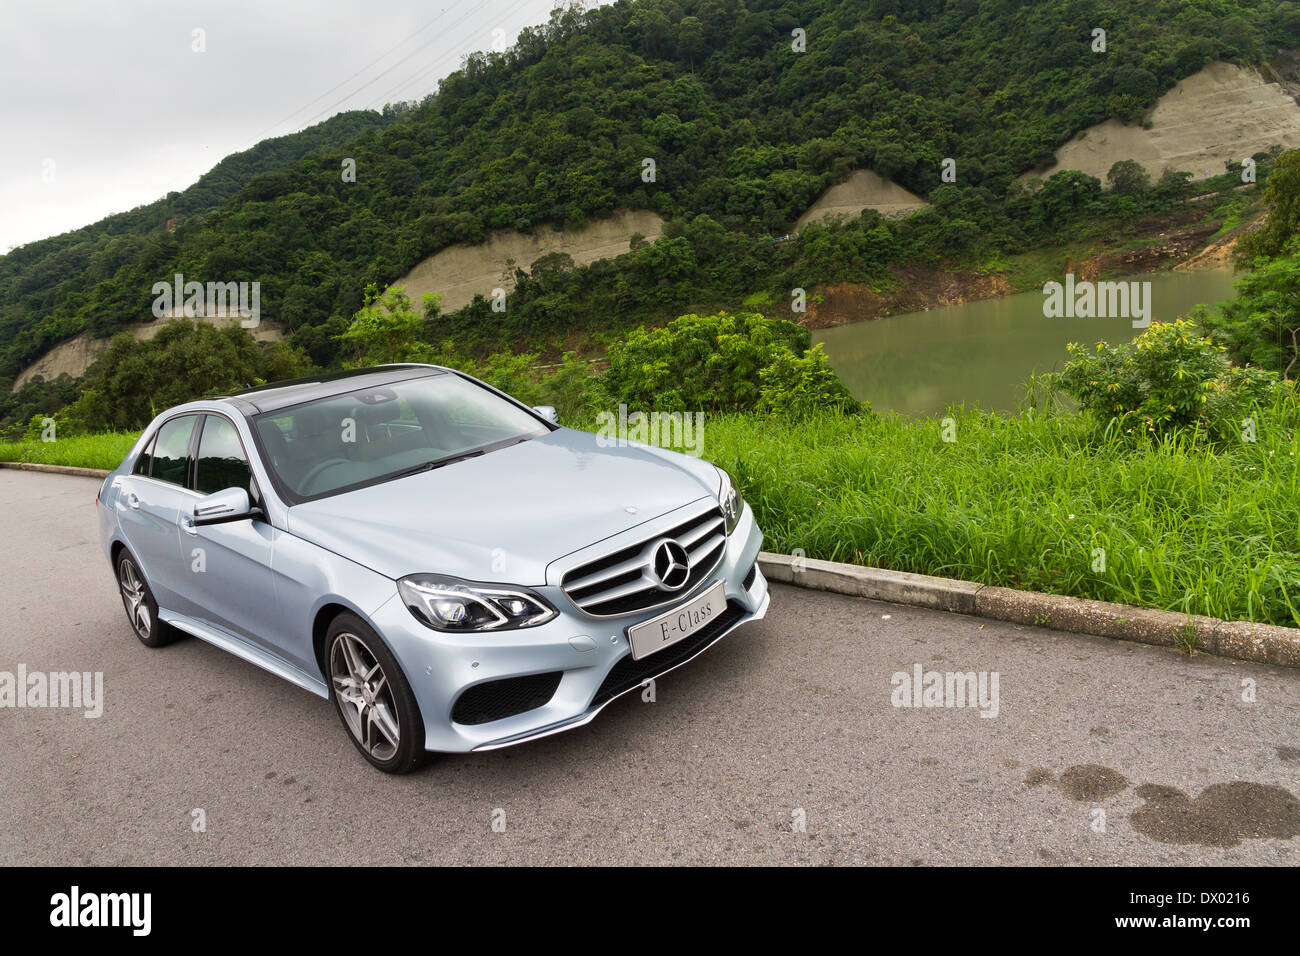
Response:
1,468,1298,865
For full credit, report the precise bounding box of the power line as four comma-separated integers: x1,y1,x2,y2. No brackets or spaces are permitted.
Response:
294,0,483,130
366,0,546,110
239,2,469,149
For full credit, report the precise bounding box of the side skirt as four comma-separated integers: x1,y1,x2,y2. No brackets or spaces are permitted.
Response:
158,609,330,699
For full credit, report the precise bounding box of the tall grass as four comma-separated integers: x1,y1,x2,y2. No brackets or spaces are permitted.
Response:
5,405,1297,627
0,432,138,471
682,403,1300,628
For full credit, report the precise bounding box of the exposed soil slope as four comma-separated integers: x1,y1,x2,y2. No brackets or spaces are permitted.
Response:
14,317,283,390
391,209,665,313
795,169,929,227
1028,61,1300,182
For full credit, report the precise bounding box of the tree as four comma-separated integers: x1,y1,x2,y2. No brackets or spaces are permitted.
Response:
339,285,425,366
679,16,704,69
68,322,262,431
1107,159,1151,195
1198,247,1300,376
1036,170,1103,226
1236,149,1300,264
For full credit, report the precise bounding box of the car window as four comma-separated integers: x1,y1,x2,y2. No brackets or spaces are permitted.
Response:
150,415,197,487
253,373,547,501
195,416,253,496
132,434,156,475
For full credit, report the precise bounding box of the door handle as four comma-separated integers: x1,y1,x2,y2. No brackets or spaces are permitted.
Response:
127,493,140,510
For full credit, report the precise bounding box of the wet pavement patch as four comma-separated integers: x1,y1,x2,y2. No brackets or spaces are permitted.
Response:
1025,764,1129,801
1058,764,1130,801
1024,767,1055,788
1130,782,1300,847
1276,745,1300,762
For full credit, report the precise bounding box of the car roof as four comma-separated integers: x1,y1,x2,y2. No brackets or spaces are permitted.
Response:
220,364,446,415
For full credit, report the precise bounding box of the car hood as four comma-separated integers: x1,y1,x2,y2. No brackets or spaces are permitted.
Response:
284,427,720,583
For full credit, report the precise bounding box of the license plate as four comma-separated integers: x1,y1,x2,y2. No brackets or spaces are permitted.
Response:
626,581,726,660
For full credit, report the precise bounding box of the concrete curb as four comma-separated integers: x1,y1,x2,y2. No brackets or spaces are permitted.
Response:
0,461,110,479
758,552,1300,669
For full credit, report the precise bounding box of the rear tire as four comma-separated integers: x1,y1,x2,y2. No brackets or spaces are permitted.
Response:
326,612,429,774
116,550,182,648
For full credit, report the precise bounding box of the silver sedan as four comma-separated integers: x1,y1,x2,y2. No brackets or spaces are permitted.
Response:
97,365,769,772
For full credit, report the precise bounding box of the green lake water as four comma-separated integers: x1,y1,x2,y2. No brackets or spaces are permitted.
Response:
814,268,1240,416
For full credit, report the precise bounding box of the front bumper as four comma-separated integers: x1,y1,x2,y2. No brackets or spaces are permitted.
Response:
368,502,769,753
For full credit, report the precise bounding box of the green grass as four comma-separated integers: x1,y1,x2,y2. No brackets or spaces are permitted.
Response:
9,407,1298,628
650,406,1300,628
0,432,139,470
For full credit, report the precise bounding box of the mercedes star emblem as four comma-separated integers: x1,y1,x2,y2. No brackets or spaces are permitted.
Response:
650,539,690,591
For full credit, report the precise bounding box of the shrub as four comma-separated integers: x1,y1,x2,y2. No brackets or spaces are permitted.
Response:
67,322,262,431
756,344,865,417
1057,319,1289,442
1195,247,1300,375
339,285,425,366
602,310,844,414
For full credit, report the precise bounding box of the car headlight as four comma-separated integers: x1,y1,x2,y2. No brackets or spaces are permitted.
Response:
396,574,557,632
718,468,743,535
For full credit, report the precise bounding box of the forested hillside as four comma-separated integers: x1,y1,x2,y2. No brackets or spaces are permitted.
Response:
4,0,1300,392
0,109,394,379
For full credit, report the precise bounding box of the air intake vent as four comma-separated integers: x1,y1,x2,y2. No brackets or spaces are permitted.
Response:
451,672,562,725
591,601,745,708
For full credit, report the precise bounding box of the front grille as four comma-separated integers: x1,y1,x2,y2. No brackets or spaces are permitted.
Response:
451,672,562,725
590,601,745,709
562,504,727,616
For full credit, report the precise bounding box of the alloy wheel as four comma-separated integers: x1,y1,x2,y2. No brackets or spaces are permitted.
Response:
118,558,152,639
329,632,401,761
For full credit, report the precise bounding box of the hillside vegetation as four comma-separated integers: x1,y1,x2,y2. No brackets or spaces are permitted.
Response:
0,110,393,380
5,0,1300,405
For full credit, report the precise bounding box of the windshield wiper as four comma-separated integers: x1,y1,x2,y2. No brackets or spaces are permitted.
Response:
390,449,486,479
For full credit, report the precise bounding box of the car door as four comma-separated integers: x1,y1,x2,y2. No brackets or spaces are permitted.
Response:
115,414,200,613
182,413,284,656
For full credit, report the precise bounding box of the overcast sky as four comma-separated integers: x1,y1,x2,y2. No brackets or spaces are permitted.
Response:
0,0,573,252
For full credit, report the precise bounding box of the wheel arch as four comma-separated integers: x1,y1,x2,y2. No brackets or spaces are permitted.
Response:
311,600,389,681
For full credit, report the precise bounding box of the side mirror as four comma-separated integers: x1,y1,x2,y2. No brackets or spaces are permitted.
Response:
532,405,559,425
192,487,254,526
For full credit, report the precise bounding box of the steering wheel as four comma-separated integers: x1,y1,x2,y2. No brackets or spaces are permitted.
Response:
297,457,351,495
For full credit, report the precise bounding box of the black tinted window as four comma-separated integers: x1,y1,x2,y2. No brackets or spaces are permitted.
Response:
132,434,156,475
150,416,197,486
195,416,252,496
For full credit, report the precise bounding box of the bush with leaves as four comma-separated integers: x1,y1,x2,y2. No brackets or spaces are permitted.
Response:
602,310,854,415
339,284,441,366
756,344,865,417
1197,241,1300,376
1235,149,1300,264
1057,319,1289,442
64,322,263,431
1107,159,1151,195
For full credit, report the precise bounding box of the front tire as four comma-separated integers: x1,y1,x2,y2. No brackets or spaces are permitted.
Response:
116,550,182,648
327,612,429,774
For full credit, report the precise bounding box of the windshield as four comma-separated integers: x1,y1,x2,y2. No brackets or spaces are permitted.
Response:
251,372,549,501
